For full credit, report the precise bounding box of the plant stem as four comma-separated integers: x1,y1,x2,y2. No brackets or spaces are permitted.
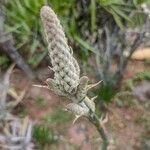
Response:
88,110,109,150
83,98,109,149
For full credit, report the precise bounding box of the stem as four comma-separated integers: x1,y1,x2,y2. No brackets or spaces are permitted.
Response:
89,112,108,150
114,33,144,86
83,97,109,150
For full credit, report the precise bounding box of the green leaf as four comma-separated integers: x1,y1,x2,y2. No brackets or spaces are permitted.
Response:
74,35,100,55
111,5,132,23
28,50,47,67
128,12,147,27
99,0,122,6
91,0,96,32
105,7,124,29
133,0,150,5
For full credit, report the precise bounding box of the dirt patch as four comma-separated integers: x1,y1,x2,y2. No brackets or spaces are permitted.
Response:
107,104,146,150
8,61,150,150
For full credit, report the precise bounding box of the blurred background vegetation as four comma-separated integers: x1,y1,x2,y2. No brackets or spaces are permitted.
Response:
0,0,150,102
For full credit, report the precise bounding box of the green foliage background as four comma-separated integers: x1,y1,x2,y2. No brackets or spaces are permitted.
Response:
3,0,148,66
1,0,149,101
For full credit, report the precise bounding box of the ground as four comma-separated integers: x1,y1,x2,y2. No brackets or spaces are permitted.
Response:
8,60,150,150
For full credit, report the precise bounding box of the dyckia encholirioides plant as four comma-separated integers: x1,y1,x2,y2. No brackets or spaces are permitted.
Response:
40,6,109,150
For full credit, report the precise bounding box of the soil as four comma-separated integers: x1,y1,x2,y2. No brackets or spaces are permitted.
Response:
8,60,150,150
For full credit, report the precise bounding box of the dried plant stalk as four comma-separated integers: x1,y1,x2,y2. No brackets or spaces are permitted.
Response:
0,64,26,121
0,117,34,150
